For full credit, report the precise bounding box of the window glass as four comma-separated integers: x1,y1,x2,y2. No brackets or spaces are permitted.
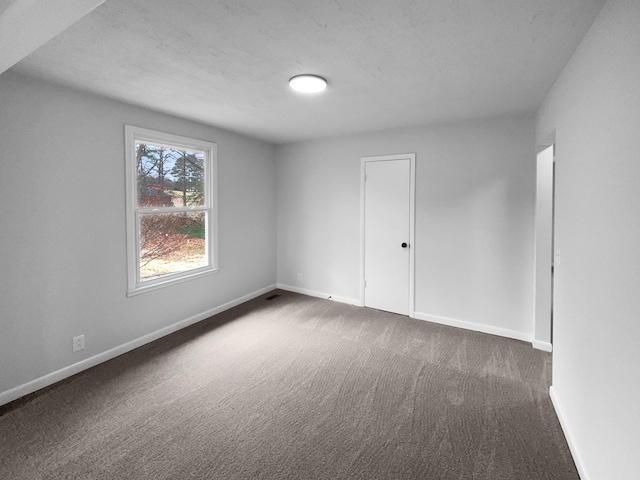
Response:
135,144,205,208
139,212,207,281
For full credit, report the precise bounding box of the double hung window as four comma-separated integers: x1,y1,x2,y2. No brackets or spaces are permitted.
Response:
125,126,218,296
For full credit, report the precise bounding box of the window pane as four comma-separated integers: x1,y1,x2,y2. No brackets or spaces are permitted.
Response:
136,142,205,208
139,212,207,281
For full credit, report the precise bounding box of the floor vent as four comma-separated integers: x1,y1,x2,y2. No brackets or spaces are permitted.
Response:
265,294,281,301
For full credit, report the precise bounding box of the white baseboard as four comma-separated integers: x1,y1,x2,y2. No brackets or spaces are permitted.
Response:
413,311,533,344
533,339,553,352
550,386,589,480
0,284,277,407
276,283,361,307
276,289,535,347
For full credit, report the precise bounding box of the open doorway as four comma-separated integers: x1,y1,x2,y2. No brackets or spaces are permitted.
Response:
533,144,555,351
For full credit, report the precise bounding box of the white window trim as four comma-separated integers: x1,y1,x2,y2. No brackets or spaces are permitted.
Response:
124,125,219,297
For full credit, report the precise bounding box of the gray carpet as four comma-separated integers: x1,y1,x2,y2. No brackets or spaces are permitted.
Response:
0,290,578,479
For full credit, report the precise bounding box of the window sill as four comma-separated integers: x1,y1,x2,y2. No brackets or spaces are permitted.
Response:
126,267,220,297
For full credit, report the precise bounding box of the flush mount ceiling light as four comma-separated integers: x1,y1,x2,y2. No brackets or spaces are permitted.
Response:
289,74,327,93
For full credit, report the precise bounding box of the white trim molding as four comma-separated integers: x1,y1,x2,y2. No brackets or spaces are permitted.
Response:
0,284,277,407
277,283,361,307
550,386,590,480
276,287,537,347
413,311,533,344
533,340,553,352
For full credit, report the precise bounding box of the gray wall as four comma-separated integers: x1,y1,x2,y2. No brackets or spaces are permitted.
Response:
276,115,536,339
536,0,640,478
0,72,277,401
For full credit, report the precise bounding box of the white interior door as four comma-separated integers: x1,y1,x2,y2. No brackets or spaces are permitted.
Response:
362,155,414,316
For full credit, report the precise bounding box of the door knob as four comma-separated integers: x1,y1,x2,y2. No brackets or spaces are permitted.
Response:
401,242,408,248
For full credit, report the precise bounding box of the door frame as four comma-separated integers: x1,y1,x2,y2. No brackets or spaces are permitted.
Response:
533,144,555,352
360,153,416,317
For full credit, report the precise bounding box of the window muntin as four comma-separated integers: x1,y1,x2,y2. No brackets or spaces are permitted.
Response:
125,126,218,296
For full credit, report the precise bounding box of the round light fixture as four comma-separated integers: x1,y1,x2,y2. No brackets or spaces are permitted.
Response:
289,74,327,93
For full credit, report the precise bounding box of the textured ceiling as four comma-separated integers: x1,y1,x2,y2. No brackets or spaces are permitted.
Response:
12,0,606,144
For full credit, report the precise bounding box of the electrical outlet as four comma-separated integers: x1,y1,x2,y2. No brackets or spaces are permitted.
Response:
72,335,85,352
297,273,303,282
